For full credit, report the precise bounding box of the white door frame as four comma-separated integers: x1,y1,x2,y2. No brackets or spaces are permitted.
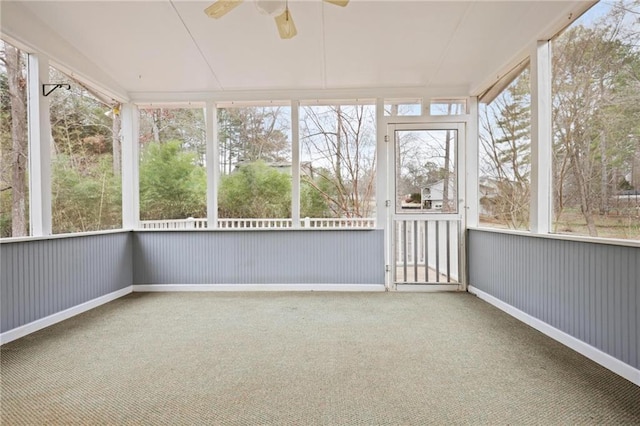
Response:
381,119,467,291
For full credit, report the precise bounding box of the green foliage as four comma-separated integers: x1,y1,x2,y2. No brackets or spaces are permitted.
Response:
218,161,291,218
300,175,335,218
52,155,121,233
139,108,206,165
0,187,11,237
139,141,206,220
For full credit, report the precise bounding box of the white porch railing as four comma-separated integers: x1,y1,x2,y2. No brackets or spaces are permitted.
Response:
218,218,293,229
139,217,376,230
302,217,376,228
394,218,460,284
139,218,208,229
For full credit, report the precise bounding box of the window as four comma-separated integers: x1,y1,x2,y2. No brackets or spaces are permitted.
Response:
478,66,531,230
217,105,291,222
551,0,640,239
49,67,122,234
384,99,422,116
430,99,466,116
138,107,206,222
0,40,29,238
300,102,376,221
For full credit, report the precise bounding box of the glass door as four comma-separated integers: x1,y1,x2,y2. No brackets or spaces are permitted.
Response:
388,123,465,289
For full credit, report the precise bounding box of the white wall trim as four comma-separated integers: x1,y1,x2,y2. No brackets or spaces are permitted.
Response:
468,285,640,387
0,286,133,346
0,228,131,244
129,86,470,104
133,284,385,292
467,227,640,249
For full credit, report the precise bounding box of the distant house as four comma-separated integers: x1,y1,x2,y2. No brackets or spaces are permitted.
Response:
400,179,456,211
423,179,456,211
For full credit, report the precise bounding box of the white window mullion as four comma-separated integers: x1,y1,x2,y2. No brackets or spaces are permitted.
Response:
27,53,52,236
206,101,219,229
530,40,553,234
291,100,300,228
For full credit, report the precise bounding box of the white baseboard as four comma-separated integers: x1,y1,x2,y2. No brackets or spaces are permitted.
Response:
0,286,133,346
468,285,640,387
133,284,386,292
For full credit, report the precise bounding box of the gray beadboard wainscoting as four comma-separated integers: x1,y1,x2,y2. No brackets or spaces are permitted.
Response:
1,229,383,340
468,229,639,371
0,231,132,333
133,230,385,285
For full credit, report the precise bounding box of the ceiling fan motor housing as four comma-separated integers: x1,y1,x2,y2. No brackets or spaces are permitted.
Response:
255,0,286,16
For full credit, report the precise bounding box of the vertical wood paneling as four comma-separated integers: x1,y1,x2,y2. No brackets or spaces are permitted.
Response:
0,232,132,333
468,229,640,370
133,230,385,285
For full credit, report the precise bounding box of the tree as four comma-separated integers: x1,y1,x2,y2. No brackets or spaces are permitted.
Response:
51,155,121,233
552,2,640,236
139,140,206,220
218,106,290,174
479,68,531,229
300,105,376,218
300,176,333,218
47,67,123,233
139,108,206,165
112,104,121,174
0,42,28,237
0,69,11,237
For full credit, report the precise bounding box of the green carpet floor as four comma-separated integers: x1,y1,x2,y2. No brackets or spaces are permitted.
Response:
1,292,639,425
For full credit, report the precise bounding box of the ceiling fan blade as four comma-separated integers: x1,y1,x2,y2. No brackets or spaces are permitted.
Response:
204,0,243,19
274,7,297,39
324,0,349,7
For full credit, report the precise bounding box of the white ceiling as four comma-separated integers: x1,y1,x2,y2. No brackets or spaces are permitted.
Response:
1,0,593,102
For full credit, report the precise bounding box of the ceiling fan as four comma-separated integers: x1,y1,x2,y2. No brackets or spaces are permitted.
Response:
204,0,349,39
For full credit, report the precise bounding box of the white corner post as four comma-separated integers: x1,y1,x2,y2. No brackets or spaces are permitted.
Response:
465,96,479,228
205,101,218,229
121,103,140,229
291,100,301,227
530,40,553,234
27,53,52,236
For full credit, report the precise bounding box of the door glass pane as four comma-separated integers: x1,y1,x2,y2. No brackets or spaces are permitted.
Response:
395,129,457,213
